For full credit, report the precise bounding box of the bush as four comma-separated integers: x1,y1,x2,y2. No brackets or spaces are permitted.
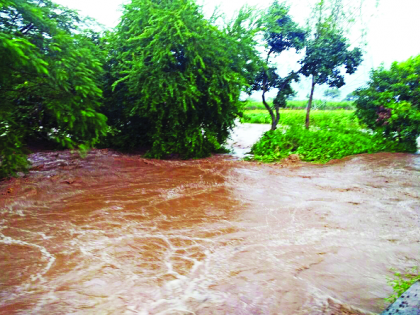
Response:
250,125,408,163
355,55,420,152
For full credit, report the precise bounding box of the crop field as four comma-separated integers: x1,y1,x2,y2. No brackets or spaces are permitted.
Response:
241,109,362,130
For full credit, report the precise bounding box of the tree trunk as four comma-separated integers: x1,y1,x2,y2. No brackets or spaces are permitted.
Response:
261,50,278,131
262,86,276,131
305,75,316,129
274,106,280,130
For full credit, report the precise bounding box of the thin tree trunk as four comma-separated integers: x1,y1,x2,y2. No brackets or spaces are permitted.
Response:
261,50,277,131
274,105,280,129
262,84,276,131
305,75,316,129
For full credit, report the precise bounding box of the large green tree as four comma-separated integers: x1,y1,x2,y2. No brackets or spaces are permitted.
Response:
104,0,261,158
0,0,107,178
355,55,420,151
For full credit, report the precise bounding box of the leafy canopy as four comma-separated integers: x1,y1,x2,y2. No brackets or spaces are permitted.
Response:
299,27,363,88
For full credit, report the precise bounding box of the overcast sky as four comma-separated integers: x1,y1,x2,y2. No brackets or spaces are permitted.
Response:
55,0,420,100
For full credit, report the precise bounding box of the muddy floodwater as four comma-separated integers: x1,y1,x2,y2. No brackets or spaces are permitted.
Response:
1,125,419,315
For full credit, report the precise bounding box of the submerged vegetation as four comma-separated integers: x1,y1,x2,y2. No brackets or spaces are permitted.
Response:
0,0,419,178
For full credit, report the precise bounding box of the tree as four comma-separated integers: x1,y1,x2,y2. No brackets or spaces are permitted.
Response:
252,1,306,131
343,91,358,101
0,0,108,178
300,0,363,129
355,55,420,151
105,0,262,158
323,88,341,99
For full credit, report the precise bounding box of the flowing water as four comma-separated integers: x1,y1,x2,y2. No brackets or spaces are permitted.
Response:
1,124,419,315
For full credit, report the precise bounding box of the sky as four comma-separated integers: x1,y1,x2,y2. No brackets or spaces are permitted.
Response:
55,0,420,100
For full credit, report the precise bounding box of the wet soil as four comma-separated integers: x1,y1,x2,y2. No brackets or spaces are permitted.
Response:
0,125,419,315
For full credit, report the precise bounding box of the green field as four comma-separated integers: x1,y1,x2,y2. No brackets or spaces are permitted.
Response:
241,109,361,130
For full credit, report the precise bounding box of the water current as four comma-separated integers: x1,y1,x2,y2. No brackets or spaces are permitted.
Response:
0,124,419,314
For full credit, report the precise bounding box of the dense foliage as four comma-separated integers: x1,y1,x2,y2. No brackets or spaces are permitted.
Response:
355,55,420,152
0,0,107,178
103,0,262,158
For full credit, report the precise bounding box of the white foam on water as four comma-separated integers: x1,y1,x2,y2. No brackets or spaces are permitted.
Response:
0,232,56,283
0,204,26,217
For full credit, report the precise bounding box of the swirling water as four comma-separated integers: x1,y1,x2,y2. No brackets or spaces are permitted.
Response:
0,126,419,315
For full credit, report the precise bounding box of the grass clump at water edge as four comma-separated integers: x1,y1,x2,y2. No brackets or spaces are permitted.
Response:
385,267,420,304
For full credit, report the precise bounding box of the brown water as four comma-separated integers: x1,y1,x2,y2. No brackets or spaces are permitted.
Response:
1,128,419,314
